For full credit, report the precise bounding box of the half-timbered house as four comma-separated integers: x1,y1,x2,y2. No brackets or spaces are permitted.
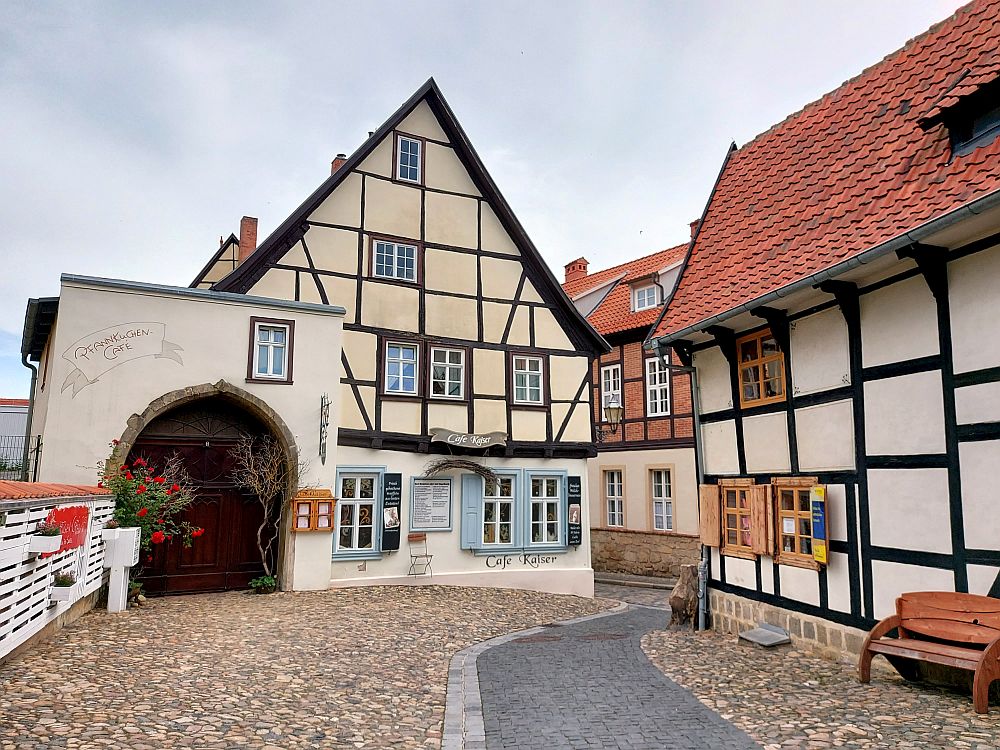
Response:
207,79,608,595
647,0,1000,655
562,248,699,579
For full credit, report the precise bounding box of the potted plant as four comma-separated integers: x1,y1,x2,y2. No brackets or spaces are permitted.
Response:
50,570,76,601
101,518,120,542
248,575,278,595
28,520,62,554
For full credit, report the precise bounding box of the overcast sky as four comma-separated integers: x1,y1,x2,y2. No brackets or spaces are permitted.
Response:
0,0,966,398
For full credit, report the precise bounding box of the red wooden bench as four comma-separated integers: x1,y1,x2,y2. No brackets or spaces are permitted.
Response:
859,591,1000,713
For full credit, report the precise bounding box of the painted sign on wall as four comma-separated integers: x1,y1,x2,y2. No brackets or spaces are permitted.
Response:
45,505,90,557
567,475,583,546
61,322,183,396
381,473,402,551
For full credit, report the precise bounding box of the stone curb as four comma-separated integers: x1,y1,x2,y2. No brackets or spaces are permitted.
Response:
440,601,630,750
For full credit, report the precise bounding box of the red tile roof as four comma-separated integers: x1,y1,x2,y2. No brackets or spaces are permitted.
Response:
0,481,109,500
652,0,1000,341
0,399,29,407
563,244,687,336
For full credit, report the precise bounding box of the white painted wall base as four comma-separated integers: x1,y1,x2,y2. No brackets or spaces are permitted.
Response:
329,566,595,598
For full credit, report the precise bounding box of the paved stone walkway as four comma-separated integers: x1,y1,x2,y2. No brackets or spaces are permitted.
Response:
477,605,760,749
594,580,672,609
0,587,610,749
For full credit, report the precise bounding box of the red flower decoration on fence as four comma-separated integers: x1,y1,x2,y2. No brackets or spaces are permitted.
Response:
151,531,166,544
137,507,148,518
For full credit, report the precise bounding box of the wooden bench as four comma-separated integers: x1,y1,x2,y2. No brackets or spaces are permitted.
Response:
859,591,1000,713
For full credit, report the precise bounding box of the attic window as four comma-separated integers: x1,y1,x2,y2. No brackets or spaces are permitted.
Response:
396,134,423,183
942,78,1000,156
632,285,658,312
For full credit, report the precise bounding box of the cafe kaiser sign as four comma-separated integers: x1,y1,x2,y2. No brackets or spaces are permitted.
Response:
429,428,506,450
62,322,183,396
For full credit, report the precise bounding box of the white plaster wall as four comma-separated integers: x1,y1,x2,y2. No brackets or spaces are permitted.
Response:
709,547,721,581
779,564,820,607
955,380,1000,425
702,420,739,475
864,371,946,455
724,555,756,588
742,411,791,473
949,245,1000,374
860,275,939,367
760,558,774,594
330,447,594,596
958,440,1000,551
790,308,851,395
867,468,952,554
825,552,852,614
968,564,1000,597
795,400,855,472
871,560,954,620
694,348,731,413
824,483,849,543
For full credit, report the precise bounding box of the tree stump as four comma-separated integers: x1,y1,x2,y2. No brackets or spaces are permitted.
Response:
669,564,699,629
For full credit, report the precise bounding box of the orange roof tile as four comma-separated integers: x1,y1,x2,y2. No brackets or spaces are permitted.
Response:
652,0,1000,342
563,244,687,336
0,399,29,407
0,481,110,500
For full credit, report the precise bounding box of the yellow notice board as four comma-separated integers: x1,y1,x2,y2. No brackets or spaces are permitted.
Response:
810,486,828,565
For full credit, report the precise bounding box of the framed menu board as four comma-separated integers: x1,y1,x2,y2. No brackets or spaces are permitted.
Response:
410,478,453,531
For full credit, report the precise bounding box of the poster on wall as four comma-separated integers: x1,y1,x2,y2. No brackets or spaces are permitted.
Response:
382,473,402,552
567,475,583,546
411,479,452,531
810,485,828,565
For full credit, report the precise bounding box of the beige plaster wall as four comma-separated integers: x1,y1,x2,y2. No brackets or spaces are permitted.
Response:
424,142,480,196
423,247,478,295
362,177,421,239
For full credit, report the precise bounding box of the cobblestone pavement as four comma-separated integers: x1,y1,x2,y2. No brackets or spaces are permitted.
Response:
478,606,760,749
594,581,672,609
643,627,1000,749
0,587,611,750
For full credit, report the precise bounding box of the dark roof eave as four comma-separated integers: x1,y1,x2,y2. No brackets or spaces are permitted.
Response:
21,297,59,361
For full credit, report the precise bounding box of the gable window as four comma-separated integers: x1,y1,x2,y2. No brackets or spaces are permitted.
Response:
605,470,624,527
396,134,422,183
737,329,785,407
600,364,622,412
645,358,670,416
385,342,419,395
529,476,561,545
373,240,417,282
512,355,544,405
430,347,465,400
483,475,514,545
632,285,658,312
651,469,672,531
248,317,294,384
336,473,377,552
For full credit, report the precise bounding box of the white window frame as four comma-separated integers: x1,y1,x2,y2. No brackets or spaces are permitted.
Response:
528,474,562,546
252,321,290,380
605,470,624,527
396,134,422,183
600,364,622,413
373,240,417,282
512,355,544,405
651,469,673,531
632,284,658,312
482,475,515,546
430,347,465,400
645,357,671,416
335,473,378,552
385,342,419,395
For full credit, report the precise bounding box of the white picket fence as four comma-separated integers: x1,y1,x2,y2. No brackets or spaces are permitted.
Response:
0,495,115,660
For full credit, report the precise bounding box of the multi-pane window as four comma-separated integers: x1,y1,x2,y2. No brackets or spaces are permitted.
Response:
737,329,784,407
336,474,376,551
530,476,561,545
513,356,543,404
253,322,289,380
777,486,813,560
645,358,671,416
632,285,658,311
601,364,622,411
386,343,418,395
430,348,464,399
605,470,624,527
722,486,753,554
483,475,514,545
651,469,672,531
373,240,417,282
396,135,422,182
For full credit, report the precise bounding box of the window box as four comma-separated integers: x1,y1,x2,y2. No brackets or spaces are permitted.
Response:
28,533,62,554
394,132,424,184
247,317,294,384
49,583,77,602
737,329,785,407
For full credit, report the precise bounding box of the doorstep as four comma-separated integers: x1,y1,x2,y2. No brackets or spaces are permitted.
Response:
594,572,677,590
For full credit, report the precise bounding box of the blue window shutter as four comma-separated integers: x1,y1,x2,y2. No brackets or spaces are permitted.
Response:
460,474,482,550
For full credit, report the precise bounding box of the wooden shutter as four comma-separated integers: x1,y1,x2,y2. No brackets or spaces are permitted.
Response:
460,474,482,550
749,484,773,556
698,484,721,547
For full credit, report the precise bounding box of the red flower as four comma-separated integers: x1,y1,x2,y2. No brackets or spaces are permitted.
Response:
170,483,180,493
165,490,172,496
134,458,146,467
112,439,119,446
151,530,166,544
97,481,103,488
125,471,134,481
137,507,148,518
120,463,129,471
145,555,152,563
136,484,147,494
192,528,205,538
166,535,172,541
153,476,165,484
156,518,165,524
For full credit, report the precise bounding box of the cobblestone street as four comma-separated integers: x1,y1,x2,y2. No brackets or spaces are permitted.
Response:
0,587,610,750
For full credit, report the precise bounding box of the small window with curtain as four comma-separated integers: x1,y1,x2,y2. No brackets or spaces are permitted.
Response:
737,329,785,407
248,317,294,384
721,484,753,556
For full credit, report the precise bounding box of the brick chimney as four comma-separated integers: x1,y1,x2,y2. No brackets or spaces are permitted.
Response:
690,219,700,239
564,257,589,283
331,153,348,175
238,216,258,263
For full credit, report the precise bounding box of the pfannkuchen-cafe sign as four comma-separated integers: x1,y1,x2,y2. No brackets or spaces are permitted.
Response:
62,322,183,396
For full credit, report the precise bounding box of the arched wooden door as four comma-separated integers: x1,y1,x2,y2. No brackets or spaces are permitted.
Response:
128,398,278,595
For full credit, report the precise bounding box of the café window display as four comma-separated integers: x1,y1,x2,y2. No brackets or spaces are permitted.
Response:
530,476,561,545
460,470,570,553
482,474,515,545
335,473,378,554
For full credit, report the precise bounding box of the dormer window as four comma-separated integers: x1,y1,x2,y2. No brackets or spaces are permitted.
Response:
920,75,1000,157
395,133,423,183
952,99,1000,154
632,285,658,312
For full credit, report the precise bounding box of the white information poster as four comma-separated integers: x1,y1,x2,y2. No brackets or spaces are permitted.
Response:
411,479,452,530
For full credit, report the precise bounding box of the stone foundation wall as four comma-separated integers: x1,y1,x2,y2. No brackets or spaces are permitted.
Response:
591,528,700,579
708,589,869,664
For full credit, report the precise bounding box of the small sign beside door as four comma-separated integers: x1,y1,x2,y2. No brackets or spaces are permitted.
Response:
567,475,583,546
381,473,402,551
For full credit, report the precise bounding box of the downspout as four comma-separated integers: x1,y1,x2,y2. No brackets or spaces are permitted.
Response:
20,354,37,482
